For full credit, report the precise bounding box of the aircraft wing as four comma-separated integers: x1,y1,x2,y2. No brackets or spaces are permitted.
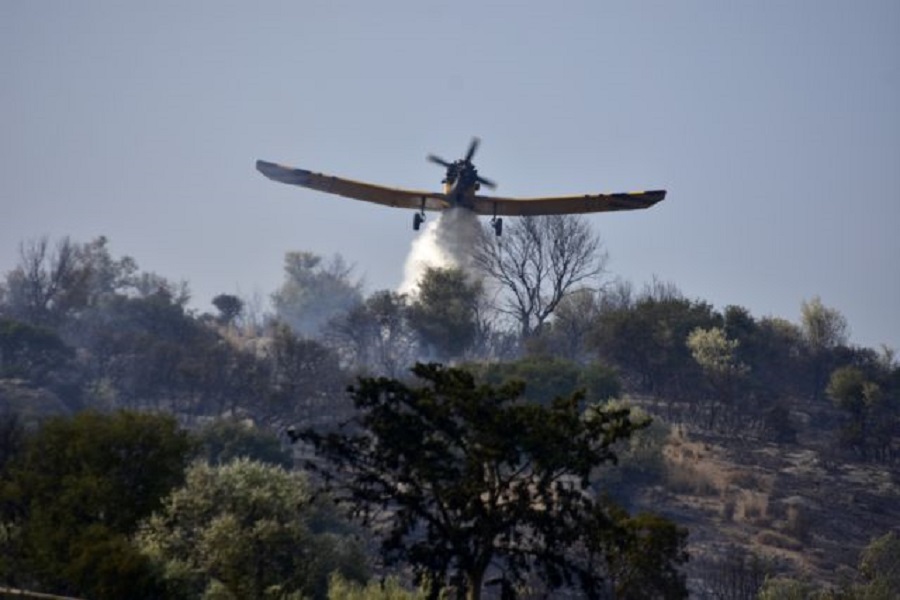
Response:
256,160,449,212
469,190,666,217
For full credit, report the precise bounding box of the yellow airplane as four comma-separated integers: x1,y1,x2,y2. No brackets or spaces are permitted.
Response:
256,138,665,235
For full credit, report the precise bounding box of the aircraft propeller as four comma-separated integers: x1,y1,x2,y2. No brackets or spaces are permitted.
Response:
426,154,453,168
427,137,496,189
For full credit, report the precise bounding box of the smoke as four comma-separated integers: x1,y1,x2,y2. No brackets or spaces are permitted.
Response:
399,208,483,296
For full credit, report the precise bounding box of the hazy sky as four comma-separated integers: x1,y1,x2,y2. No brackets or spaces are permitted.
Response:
2,1,898,350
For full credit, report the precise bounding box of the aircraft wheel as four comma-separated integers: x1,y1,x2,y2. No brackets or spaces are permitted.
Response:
493,218,503,236
413,213,424,231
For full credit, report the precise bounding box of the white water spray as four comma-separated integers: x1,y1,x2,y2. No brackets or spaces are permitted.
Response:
399,208,483,295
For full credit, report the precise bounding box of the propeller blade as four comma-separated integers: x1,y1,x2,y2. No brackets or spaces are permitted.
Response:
427,154,453,168
477,175,497,190
465,137,480,162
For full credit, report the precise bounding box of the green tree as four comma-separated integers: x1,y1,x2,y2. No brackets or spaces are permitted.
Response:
1,411,192,598
687,326,749,429
800,296,849,401
0,318,82,409
299,364,687,600
474,356,620,407
591,283,718,402
195,418,292,468
827,366,898,461
857,531,900,598
136,458,366,600
406,267,482,361
600,510,688,598
328,573,426,600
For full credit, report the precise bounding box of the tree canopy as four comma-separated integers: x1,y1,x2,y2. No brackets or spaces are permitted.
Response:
136,458,366,599
1,411,193,598
299,363,687,599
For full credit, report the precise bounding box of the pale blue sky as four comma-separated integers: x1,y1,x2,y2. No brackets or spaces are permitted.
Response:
2,1,898,350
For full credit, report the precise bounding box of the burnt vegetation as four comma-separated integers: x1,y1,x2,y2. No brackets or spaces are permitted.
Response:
0,230,897,599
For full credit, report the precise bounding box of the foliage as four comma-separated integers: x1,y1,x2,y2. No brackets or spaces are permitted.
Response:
687,326,749,429
857,531,900,597
599,509,689,599
328,573,426,600
272,251,363,337
801,296,850,401
406,267,482,361
299,363,686,600
590,401,669,497
756,532,900,599
0,410,192,598
474,356,620,406
136,458,366,600
325,290,418,377
827,365,898,461
194,418,292,468
267,323,349,424
0,318,82,409
528,287,602,361
211,293,244,326
591,283,719,401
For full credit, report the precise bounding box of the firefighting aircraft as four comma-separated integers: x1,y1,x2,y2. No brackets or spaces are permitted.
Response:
256,138,665,236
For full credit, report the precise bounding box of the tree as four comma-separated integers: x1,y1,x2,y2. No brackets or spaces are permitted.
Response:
211,293,244,326
272,252,363,337
1,411,192,598
136,458,366,600
298,363,687,600
857,531,900,597
325,290,418,377
267,324,348,425
827,365,898,461
406,267,482,361
195,418,293,468
532,287,603,361
1,236,140,329
591,283,718,403
474,356,620,407
0,318,81,408
1,237,86,327
687,326,749,429
474,214,607,339
600,510,688,598
800,296,849,401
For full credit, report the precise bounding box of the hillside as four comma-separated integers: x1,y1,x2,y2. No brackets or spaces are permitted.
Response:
631,396,900,596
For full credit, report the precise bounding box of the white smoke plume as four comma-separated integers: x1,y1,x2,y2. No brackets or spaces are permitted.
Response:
399,208,483,296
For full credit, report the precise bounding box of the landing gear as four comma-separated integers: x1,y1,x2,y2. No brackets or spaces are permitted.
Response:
413,197,427,231
491,217,503,236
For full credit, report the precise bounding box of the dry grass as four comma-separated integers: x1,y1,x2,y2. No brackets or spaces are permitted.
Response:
756,529,805,552
734,489,769,525
664,435,733,497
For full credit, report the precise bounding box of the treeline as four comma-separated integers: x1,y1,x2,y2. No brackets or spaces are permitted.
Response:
2,231,896,462
1,228,899,598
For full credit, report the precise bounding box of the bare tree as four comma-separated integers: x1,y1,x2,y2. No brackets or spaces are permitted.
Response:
474,214,608,339
2,236,85,325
